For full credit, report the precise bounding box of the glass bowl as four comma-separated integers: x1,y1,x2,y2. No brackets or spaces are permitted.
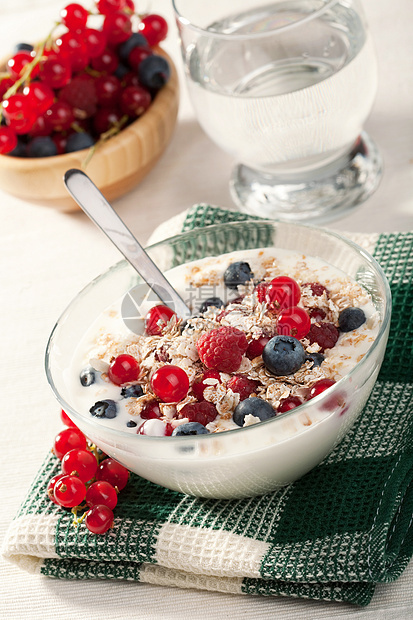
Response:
45,220,391,498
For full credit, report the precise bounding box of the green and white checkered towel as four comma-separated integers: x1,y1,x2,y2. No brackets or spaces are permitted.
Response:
3,205,413,606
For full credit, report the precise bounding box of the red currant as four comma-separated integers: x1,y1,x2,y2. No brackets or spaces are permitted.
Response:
277,306,311,340
108,353,140,385
95,75,122,107
10,113,37,135
307,378,336,400
39,54,72,88
123,0,135,11
145,305,176,336
47,474,65,505
53,427,87,460
91,48,119,74
55,32,90,73
0,76,15,99
85,505,114,534
45,101,75,132
277,396,302,413
103,11,132,44
120,85,151,117
192,370,221,400
151,365,189,403
83,28,107,58
138,14,168,46
2,94,31,122
7,51,37,79
60,408,78,428
23,82,54,115
52,133,69,154
96,458,129,491
93,107,122,135
246,335,271,359
122,71,140,88
54,474,86,508
61,448,98,482
86,480,117,510
140,400,161,420
96,0,123,14
29,114,51,137
266,276,301,311
128,46,152,71
0,126,17,154
60,3,89,30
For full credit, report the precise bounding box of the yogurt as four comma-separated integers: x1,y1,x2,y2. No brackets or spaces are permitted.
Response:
66,248,380,436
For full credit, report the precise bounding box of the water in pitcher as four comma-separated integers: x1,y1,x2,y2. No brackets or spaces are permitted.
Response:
186,1,377,173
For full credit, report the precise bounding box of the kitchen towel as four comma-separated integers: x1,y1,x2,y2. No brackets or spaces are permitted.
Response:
3,204,413,606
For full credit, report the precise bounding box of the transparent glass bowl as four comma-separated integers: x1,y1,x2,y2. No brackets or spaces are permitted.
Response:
45,221,391,498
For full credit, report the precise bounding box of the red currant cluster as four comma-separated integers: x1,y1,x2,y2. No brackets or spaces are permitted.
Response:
48,408,130,534
0,1,170,157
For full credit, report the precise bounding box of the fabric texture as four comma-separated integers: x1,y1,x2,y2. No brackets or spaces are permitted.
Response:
2,204,413,607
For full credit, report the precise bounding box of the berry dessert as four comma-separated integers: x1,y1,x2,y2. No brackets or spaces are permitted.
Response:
0,1,171,157
66,247,381,438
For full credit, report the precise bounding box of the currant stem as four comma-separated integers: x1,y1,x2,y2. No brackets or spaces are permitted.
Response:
81,114,129,169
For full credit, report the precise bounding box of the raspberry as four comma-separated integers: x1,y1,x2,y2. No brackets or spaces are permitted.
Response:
227,375,259,401
196,326,248,373
307,322,339,351
59,74,98,119
180,401,218,426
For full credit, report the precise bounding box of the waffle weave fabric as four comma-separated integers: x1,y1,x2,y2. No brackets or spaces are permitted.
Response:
2,205,413,606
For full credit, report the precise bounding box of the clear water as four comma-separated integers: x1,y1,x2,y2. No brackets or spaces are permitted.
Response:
186,1,378,171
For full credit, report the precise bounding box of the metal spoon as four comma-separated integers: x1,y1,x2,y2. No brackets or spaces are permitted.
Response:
64,169,191,318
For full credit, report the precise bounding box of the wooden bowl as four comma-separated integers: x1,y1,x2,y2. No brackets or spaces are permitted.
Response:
0,49,179,211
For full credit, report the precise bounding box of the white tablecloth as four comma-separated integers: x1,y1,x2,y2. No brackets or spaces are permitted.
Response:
1,1,412,618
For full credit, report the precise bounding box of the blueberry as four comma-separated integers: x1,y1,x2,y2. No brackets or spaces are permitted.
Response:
126,420,137,428
14,42,34,53
233,397,276,427
338,307,366,332
80,367,96,387
306,352,325,367
121,384,144,399
27,137,57,158
118,33,148,63
262,335,306,376
138,55,171,90
8,139,27,158
65,132,95,153
114,62,129,79
90,399,117,419
172,422,210,436
199,297,224,313
223,261,254,290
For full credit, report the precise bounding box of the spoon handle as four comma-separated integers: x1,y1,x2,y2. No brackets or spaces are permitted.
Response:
64,169,191,318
